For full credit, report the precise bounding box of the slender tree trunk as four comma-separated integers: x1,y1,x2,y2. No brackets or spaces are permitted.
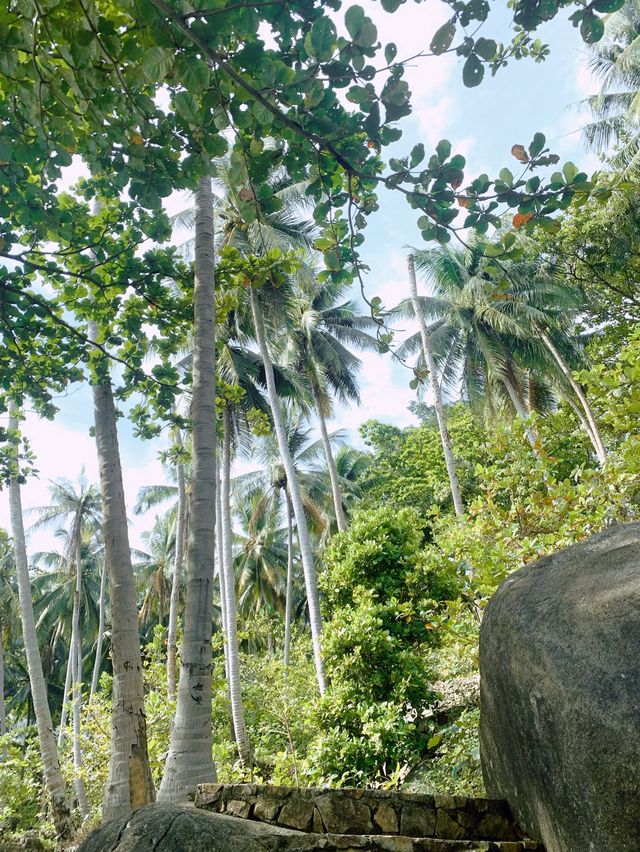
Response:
167,430,187,700
538,327,607,465
8,406,73,839
502,372,539,450
310,380,347,532
562,390,600,453
57,641,73,747
221,407,251,766
215,484,230,683
408,255,464,517
0,629,6,738
158,174,218,801
249,287,326,694
283,491,294,669
90,337,156,819
90,559,107,698
71,537,89,820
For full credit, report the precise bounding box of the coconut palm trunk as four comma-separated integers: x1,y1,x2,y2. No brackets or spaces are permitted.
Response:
283,490,294,669
215,484,230,682
221,406,251,766
249,287,326,694
90,334,156,819
310,380,347,531
501,371,539,449
0,631,6,738
158,173,218,801
8,406,73,839
71,538,89,819
408,255,464,517
538,327,607,465
57,642,73,747
167,430,187,699
90,559,107,698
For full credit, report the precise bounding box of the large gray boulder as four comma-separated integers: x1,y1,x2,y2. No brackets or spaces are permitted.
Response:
77,805,326,851
480,522,640,852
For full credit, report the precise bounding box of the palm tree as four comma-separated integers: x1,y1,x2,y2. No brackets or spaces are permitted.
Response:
583,0,640,174
89,317,156,818
135,513,175,639
283,264,378,531
158,173,219,802
403,241,599,455
7,405,73,838
407,253,464,516
174,156,327,693
29,474,100,820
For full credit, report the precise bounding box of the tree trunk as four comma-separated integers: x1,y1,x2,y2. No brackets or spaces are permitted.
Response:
538,327,607,465
221,407,251,766
502,372,539,450
57,641,73,747
249,287,326,694
158,174,218,801
310,380,347,532
8,406,73,839
0,629,6,738
283,491,294,669
408,255,464,517
215,484,230,683
167,429,187,700
90,559,107,698
91,348,156,820
71,537,89,819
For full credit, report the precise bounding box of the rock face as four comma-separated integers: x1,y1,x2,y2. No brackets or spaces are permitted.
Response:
480,522,640,852
76,804,326,851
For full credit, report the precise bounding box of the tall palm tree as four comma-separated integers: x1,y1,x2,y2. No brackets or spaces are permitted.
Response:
158,173,218,802
7,406,73,838
402,241,599,455
406,253,464,516
88,195,156,817
583,0,640,174
29,474,100,820
135,513,175,639
283,264,378,531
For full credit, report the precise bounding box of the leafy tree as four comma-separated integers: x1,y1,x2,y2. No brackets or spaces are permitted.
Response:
315,506,459,785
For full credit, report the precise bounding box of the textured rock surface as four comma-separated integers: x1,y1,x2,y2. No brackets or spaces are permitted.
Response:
195,784,520,841
76,804,539,851
480,522,640,852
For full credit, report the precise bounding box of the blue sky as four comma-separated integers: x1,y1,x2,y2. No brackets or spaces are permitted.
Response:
0,1,601,551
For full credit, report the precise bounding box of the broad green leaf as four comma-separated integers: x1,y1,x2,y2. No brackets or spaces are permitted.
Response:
177,56,210,93
173,91,200,126
580,13,605,44
529,132,546,158
385,43,397,63
474,37,497,60
436,139,451,162
430,20,456,55
463,53,484,87
305,17,337,62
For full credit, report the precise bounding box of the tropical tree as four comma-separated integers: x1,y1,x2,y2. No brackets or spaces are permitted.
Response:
583,0,640,174
0,530,17,738
403,240,603,457
283,265,378,531
29,473,101,818
406,253,464,516
158,174,218,802
7,406,73,838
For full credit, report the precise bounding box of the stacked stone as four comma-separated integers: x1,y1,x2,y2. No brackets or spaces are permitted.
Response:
195,783,535,847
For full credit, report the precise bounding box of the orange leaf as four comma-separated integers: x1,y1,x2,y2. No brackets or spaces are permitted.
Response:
511,144,528,164
131,133,144,145
513,212,533,229
239,188,254,201
457,196,472,208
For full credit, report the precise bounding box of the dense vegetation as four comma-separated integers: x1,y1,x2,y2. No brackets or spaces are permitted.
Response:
0,0,639,846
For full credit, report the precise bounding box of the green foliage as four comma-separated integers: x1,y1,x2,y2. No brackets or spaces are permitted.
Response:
359,405,491,519
313,507,458,786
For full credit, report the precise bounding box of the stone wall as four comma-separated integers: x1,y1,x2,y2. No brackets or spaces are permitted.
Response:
195,783,521,842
